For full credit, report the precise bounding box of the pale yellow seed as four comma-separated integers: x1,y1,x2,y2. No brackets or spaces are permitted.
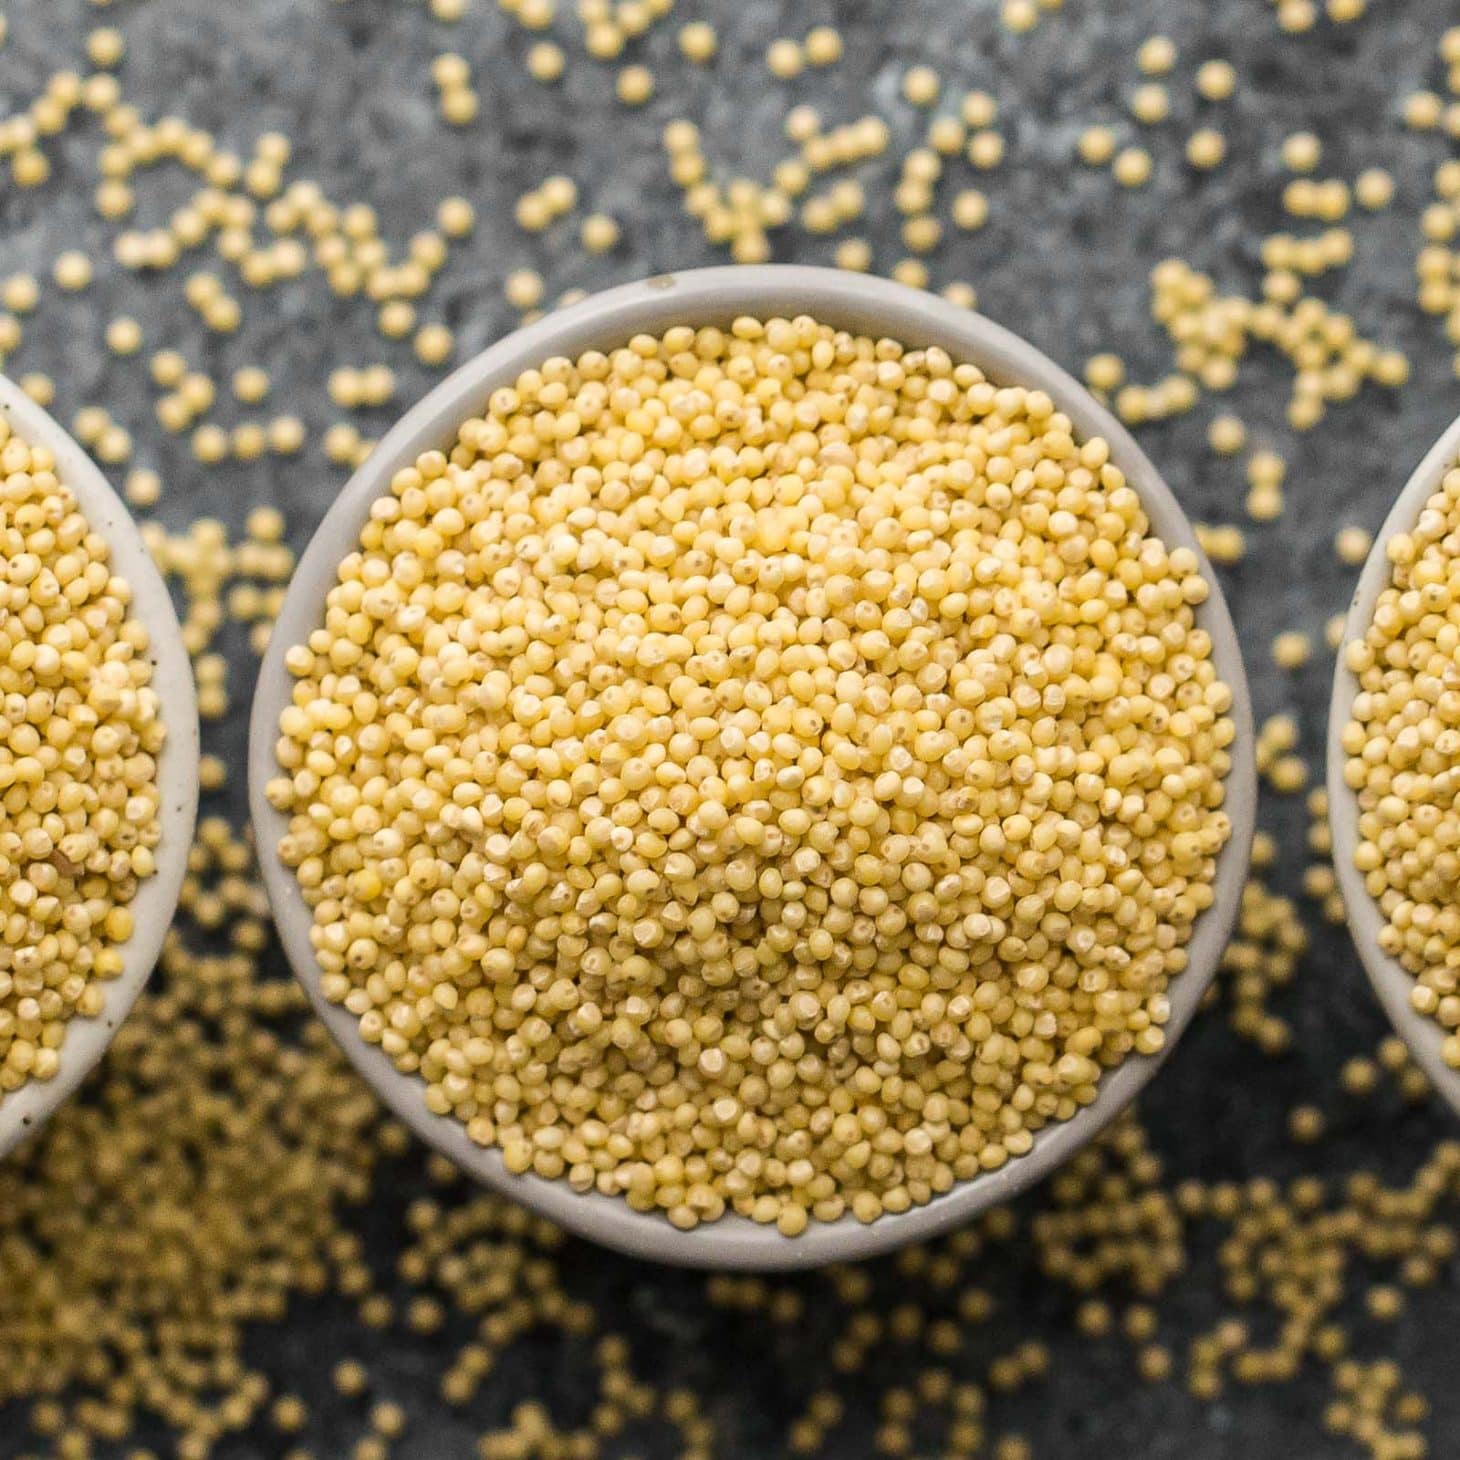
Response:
414,323,455,366
437,196,476,237
2,274,38,314
86,26,125,67
441,87,479,126
124,468,162,507
1113,147,1153,187
1186,129,1226,170
1334,525,1372,565
951,189,989,231
1194,60,1237,102
1271,631,1312,669
804,26,843,67
1207,415,1246,455
1077,125,1117,166
53,251,94,291
616,65,654,106
232,366,270,403
1130,83,1169,125
1281,131,1321,173
1355,168,1395,211
580,213,620,253
678,21,716,63
504,269,544,311
527,41,565,83
105,316,143,356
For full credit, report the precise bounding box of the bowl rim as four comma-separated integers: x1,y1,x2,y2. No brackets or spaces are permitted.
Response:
1326,410,1460,1116
0,374,199,1159
248,264,1256,1269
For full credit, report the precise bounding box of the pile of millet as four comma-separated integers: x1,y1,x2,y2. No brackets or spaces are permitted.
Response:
270,314,1236,1233
0,413,163,1099
1341,455,1460,1066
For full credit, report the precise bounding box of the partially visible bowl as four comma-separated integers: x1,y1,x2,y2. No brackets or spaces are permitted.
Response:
249,265,1256,1269
0,376,199,1159
1328,412,1460,1117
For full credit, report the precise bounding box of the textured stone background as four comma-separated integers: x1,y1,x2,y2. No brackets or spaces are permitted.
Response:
3,0,1460,1456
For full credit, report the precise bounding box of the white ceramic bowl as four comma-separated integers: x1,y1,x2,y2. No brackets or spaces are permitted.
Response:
249,265,1256,1268
1327,412,1460,1117
0,375,199,1159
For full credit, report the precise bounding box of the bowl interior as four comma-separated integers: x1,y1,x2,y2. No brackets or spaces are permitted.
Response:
1327,412,1460,1117
249,265,1256,1269
0,376,200,1159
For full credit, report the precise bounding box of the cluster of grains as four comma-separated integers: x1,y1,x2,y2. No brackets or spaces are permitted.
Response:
1341,455,1460,1066
270,315,1237,1233
8,2,1460,1455
139,504,296,719
1,2,1424,485
656,89,988,294
0,413,163,1100
0,823,388,1459
1257,711,1308,794
1213,875,1309,1053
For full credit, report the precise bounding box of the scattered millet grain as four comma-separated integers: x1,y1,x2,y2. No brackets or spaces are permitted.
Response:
804,26,843,68
1186,128,1226,170
0,413,164,1100
1356,168,1396,211
53,250,94,291
678,21,716,64
902,65,941,107
1195,60,1238,102
1272,630,1312,669
1086,125,1115,165
950,188,989,232
1130,83,1170,125
1335,524,1373,566
1113,146,1153,187
271,315,1236,1233
1207,415,1246,456
766,38,804,81
616,64,654,106
526,41,565,84
104,315,143,355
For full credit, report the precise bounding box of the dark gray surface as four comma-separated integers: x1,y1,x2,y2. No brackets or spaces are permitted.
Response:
3,1,1460,1456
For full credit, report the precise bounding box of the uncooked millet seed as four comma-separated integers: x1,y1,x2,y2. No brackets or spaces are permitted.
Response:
1272,630,1311,669
1080,125,1109,165
766,38,803,80
678,21,716,63
1114,147,1153,188
1342,455,1460,1066
272,316,1236,1233
53,250,93,291
1186,129,1226,170
0,413,164,1098
1136,34,1176,74
527,41,564,83
902,66,940,107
